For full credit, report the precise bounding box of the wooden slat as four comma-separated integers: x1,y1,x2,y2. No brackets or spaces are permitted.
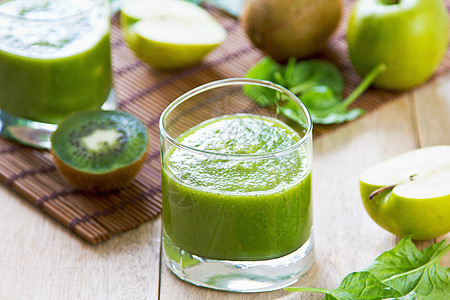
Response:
411,72,450,264
0,1,448,298
0,0,449,245
0,179,162,298
158,93,420,299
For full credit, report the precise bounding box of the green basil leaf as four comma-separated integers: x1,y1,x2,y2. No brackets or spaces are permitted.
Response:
289,60,344,95
367,236,450,299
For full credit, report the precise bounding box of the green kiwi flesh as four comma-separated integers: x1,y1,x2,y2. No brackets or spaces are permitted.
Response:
51,110,149,191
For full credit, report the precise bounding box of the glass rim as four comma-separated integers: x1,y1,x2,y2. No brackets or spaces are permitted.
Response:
159,78,313,160
0,0,105,23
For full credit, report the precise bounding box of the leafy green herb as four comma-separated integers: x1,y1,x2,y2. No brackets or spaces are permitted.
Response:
244,58,284,106
244,57,386,125
277,97,308,128
367,237,450,299
285,236,450,299
288,271,404,300
288,60,344,95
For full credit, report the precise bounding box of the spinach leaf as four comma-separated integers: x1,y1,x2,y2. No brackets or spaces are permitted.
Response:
244,57,284,106
284,57,297,87
328,271,405,300
308,63,385,124
310,108,365,124
246,57,284,84
367,236,450,299
297,85,365,124
285,236,450,300
288,60,344,95
285,271,405,300
244,57,386,125
300,86,339,110
287,271,405,299
278,98,308,128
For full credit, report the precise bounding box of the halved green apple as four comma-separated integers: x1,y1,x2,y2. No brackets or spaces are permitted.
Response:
360,145,450,240
120,0,227,70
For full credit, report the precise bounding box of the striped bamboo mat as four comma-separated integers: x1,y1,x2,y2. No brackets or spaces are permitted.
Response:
0,0,449,244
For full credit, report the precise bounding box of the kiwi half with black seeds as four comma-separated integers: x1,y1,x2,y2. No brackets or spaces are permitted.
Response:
51,110,149,192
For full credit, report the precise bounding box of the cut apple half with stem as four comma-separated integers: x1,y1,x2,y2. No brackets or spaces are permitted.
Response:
360,145,450,240
120,0,227,70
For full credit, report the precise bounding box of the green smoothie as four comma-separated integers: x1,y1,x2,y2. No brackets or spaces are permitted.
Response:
0,0,112,124
162,114,312,261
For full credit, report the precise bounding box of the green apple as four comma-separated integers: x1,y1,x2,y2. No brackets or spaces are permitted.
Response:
360,146,450,240
120,0,226,70
347,0,448,90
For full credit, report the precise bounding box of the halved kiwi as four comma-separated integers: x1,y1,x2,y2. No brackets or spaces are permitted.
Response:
51,110,149,192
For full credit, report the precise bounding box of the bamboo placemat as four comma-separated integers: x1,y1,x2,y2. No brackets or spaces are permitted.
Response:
0,0,449,244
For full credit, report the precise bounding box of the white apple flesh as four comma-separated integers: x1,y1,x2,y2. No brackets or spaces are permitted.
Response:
360,146,450,240
121,0,226,70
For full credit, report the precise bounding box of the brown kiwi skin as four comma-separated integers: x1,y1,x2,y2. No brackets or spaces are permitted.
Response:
51,143,149,192
241,0,341,62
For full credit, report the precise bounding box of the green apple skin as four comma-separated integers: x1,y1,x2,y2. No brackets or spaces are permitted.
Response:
120,13,140,43
360,182,450,240
348,0,449,90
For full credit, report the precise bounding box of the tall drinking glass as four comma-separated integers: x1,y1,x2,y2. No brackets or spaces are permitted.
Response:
0,0,115,148
159,78,313,292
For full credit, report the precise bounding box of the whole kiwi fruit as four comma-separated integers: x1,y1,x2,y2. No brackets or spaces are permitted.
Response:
51,110,149,192
241,0,342,62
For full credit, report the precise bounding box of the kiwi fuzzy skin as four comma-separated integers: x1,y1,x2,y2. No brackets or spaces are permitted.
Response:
241,0,342,62
51,143,148,192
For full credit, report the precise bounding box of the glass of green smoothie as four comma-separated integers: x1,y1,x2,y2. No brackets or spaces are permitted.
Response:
0,0,115,148
160,78,313,292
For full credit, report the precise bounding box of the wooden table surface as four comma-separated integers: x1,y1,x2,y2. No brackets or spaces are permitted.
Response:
0,73,449,299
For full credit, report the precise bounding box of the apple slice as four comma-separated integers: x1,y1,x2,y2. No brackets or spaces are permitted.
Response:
359,145,450,240
120,0,226,70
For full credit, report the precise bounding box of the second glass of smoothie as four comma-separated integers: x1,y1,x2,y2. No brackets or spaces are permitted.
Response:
0,0,115,148
159,78,313,292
